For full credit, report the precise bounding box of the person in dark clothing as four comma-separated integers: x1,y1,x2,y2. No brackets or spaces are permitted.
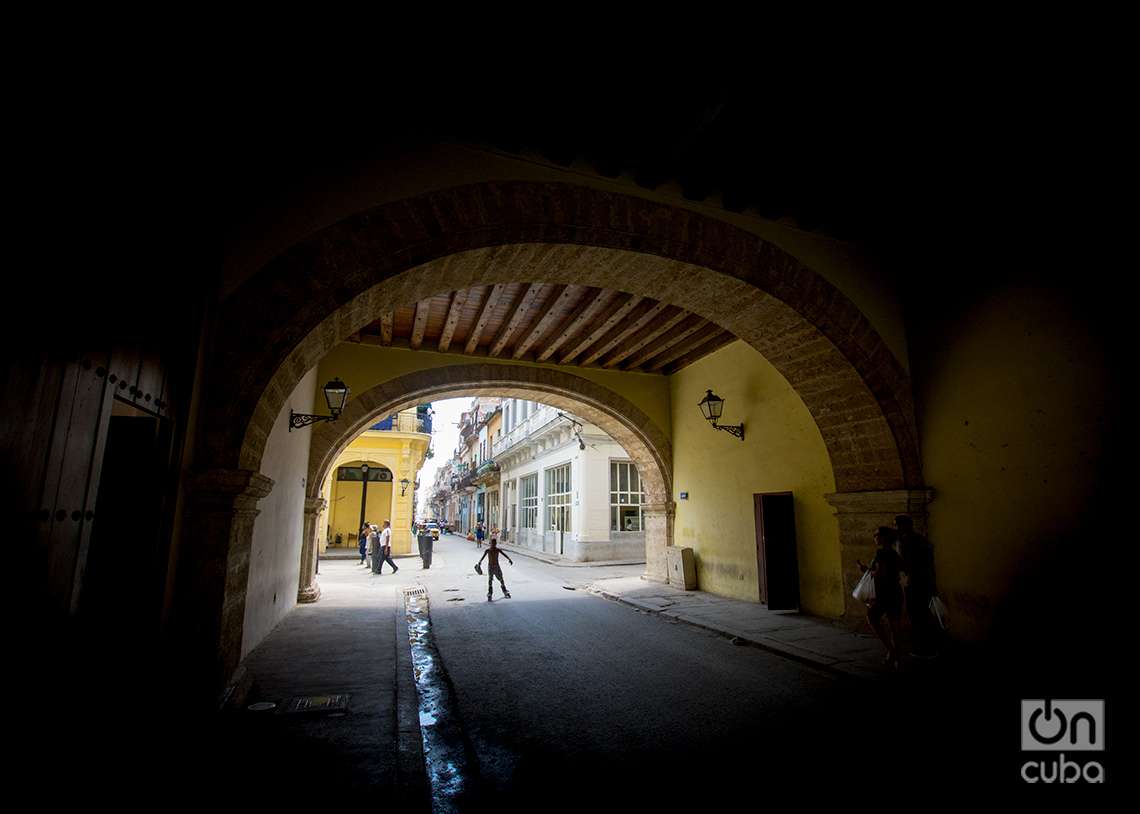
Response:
475,522,486,548
476,536,513,600
895,515,940,658
358,523,370,566
858,526,903,669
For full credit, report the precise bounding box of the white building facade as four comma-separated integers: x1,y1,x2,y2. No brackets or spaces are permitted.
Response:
494,399,646,562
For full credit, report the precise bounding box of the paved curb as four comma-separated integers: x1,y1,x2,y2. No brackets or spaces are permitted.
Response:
588,586,884,682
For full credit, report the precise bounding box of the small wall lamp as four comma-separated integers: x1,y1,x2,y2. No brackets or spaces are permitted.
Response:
290,377,350,431
556,412,587,450
698,389,744,441
400,477,411,496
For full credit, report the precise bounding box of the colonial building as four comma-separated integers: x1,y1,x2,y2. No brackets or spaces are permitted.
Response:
496,400,645,562
318,406,431,557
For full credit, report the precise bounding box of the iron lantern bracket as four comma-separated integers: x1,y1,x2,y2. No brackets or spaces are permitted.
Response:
712,421,745,441
289,411,340,431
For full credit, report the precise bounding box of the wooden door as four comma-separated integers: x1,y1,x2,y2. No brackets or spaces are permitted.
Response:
754,492,799,610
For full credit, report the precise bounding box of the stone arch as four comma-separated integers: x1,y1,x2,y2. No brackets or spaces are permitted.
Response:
307,364,671,504
205,182,920,497
292,364,675,599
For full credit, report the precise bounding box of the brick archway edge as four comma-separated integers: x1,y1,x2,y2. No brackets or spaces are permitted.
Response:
307,364,672,506
209,181,922,494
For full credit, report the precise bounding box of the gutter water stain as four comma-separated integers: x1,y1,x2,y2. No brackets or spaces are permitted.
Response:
405,591,476,812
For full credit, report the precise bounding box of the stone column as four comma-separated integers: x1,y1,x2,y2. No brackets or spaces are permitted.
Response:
824,488,935,622
175,468,274,698
642,501,676,583
298,496,327,604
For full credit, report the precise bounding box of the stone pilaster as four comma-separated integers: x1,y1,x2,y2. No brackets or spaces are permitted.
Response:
298,496,327,604
175,468,274,697
824,488,935,621
642,501,676,583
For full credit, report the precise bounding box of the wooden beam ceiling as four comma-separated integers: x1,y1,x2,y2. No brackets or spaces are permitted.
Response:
353,284,736,375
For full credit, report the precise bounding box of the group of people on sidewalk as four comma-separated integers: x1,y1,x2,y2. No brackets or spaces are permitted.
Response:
856,515,943,669
357,520,399,574
354,518,514,602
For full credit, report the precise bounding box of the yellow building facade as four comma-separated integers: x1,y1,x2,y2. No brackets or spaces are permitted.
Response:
318,407,431,557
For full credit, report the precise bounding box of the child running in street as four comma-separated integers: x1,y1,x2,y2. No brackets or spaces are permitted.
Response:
476,532,513,601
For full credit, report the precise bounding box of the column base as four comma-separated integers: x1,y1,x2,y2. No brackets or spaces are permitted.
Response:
297,582,321,604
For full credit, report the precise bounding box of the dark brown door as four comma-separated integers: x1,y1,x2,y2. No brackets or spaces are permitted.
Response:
78,401,173,649
754,492,799,610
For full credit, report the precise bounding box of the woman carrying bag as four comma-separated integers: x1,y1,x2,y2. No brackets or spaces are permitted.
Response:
856,527,904,670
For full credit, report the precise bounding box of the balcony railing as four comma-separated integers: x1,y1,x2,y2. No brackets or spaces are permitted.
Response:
369,413,431,434
492,404,559,458
473,459,500,484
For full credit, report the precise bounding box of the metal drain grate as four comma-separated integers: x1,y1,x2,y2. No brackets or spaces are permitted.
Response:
280,694,350,715
403,585,428,598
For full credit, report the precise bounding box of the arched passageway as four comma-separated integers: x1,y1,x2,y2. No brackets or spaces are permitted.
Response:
186,182,926,692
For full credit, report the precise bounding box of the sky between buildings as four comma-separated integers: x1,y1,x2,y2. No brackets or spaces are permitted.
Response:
415,397,468,518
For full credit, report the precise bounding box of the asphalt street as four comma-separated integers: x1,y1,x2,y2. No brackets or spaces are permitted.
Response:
167,534,1075,806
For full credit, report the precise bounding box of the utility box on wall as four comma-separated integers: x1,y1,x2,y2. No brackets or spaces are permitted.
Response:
666,546,697,590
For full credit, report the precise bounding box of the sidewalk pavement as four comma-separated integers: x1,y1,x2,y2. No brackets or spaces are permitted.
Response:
581,575,913,681
496,539,908,680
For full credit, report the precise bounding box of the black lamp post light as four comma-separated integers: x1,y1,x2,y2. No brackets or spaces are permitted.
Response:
290,377,350,431
698,389,744,441
400,477,411,496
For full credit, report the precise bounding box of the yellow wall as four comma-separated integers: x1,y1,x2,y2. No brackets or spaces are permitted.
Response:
912,285,1116,641
328,466,393,547
669,341,842,617
316,343,672,445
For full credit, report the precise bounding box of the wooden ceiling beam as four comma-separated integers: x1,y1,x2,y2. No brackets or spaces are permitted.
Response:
438,289,469,352
490,283,544,357
537,288,610,362
651,327,734,372
578,300,671,367
559,294,643,365
618,314,708,370
409,298,431,350
600,308,690,368
660,331,738,374
513,285,574,359
464,284,507,354
379,311,394,346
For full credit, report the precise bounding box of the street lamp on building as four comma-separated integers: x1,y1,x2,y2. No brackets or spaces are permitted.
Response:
290,377,350,431
400,477,411,496
697,389,744,440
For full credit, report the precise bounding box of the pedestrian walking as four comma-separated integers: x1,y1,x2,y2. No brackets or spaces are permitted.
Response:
475,522,486,548
476,535,513,600
367,524,380,573
857,527,903,669
358,523,370,565
895,515,940,659
374,519,398,574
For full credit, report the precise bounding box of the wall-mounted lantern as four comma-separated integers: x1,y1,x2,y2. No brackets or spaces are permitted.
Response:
556,412,587,450
290,377,350,431
697,389,744,441
400,477,411,496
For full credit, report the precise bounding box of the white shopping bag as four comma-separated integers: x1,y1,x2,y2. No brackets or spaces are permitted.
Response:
929,595,948,630
852,570,876,603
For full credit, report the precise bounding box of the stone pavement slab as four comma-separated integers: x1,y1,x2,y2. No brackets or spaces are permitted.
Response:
586,575,898,680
